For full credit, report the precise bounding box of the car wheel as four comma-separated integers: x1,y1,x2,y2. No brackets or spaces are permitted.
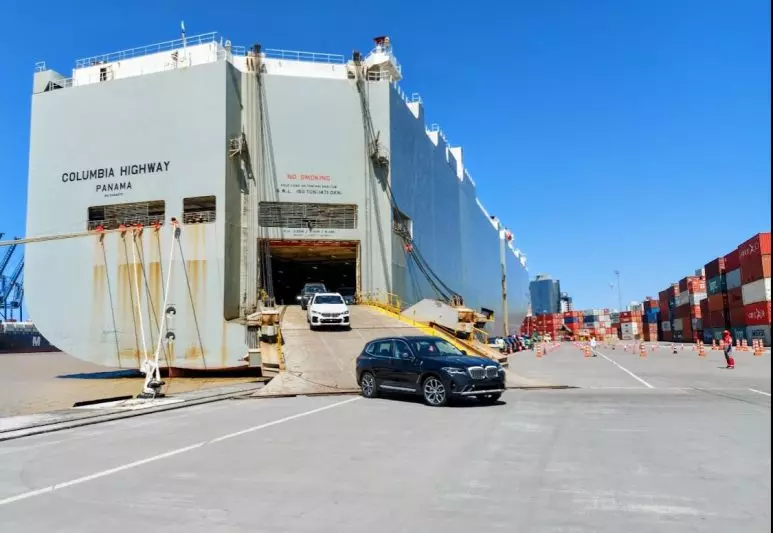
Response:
360,372,377,398
478,393,502,405
422,376,448,407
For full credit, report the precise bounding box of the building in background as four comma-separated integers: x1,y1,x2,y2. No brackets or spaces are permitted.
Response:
559,292,573,312
530,274,561,315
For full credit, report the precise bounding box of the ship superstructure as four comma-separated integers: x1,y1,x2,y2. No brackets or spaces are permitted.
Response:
25,31,529,370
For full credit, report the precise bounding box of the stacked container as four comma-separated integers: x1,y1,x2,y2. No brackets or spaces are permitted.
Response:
658,284,678,342
520,316,536,336
563,311,582,336
725,248,746,341
739,232,771,346
535,313,563,338
641,298,659,341
673,276,706,342
704,256,729,341
619,310,643,340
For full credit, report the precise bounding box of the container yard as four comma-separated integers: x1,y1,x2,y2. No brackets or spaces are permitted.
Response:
647,231,771,346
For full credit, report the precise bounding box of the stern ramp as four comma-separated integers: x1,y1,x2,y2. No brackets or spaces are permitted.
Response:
256,306,425,397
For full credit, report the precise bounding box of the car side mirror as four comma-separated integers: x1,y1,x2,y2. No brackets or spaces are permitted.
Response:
460,350,467,355
401,352,413,360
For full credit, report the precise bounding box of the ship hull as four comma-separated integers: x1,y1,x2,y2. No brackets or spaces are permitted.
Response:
25,45,528,370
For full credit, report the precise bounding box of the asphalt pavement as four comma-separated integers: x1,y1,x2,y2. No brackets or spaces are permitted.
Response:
0,343,769,532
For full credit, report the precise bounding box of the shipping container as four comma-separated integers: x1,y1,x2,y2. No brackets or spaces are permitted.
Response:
729,306,747,328
725,268,742,290
745,325,771,347
725,249,741,272
702,329,714,343
705,257,727,280
689,292,707,306
743,301,772,326
731,326,747,342
707,275,727,295
740,254,771,285
673,318,684,331
662,330,674,341
741,277,772,305
708,309,728,329
676,292,690,307
661,321,672,332
643,310,659,324
728,286,744,308
679,276,706,294
707,292,727,312
691,318,702,331
738,232,771,264
660,306,671,320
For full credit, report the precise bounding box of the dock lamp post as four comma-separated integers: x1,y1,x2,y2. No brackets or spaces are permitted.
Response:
614,270,622,311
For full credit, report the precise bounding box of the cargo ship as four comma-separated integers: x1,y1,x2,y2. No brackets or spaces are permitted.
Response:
24,31,530,370
0,321,60,354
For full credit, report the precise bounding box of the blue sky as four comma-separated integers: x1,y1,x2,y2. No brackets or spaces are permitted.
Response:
1,0,770,313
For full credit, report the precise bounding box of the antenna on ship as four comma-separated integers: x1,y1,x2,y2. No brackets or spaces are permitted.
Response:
180,21,187,63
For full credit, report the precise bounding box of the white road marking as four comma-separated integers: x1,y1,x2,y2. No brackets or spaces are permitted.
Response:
0,396,360,507
749,388,771,397
597,352,655,389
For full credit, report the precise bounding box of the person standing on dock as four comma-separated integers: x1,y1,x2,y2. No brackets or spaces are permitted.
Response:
722,330,735,369
590,337,598,357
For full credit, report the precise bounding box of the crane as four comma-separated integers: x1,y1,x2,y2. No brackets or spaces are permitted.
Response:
1,259,23,320
0,238,18,278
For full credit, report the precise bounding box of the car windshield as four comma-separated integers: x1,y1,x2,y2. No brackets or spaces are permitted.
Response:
409,338,464,357
314,295,344,305
304,285,326,294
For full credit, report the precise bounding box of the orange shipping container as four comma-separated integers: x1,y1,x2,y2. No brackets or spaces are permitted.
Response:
707,293,728,312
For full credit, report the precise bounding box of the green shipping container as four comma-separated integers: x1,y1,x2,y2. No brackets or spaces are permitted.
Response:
707,274,727,296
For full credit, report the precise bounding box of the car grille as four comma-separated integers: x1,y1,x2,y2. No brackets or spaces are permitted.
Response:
468,366,484,379
321,312,339,318
468,366,500,380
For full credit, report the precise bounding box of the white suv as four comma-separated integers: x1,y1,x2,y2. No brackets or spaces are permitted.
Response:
307,293,351,330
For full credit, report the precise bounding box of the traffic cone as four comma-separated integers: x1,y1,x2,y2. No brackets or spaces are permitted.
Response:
742,339,749,352
698,342,705,357
754,339,763,357
584,345,591,358
536,343,543,358
672,343,677,354
639,343,646,358
712,339,717,351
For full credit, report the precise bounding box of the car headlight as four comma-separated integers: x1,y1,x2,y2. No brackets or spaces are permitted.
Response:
442,367,467,376
342,310,350,315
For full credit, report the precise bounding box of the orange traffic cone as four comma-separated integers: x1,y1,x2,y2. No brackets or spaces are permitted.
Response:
742,339,749,352
754,339,763,357
712,339,717,351
536,343,543,358
698,342,706,358
584,345,591,358
639,343,647,358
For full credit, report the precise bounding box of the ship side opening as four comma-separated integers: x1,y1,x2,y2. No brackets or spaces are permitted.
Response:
258,201,359,305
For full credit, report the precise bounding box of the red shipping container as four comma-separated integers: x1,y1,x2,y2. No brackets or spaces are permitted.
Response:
660,306,671,320
725,248,741,272
740,254,771,285
679,276,699,293
662,331,673,341
738,232,772,264
709,309,727,329
707,293,728,312
727,287,744,309
700,299,709,319
668,284,680,298
690,305,702,319
744,301,772,326
729,306,746,327
704,257,727,280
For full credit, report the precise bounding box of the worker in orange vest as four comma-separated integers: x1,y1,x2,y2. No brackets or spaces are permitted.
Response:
722,330,735,369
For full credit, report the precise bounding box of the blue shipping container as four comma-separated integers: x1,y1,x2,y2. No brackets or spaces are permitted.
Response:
565,316,577,324
703,329,714,343
583,315,596,323
731,326,746,342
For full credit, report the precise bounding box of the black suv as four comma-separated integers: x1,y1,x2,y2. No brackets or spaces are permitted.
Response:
356,335,506,406
297,283,327,310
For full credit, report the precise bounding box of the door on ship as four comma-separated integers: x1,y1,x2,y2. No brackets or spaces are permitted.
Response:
262,240,359,305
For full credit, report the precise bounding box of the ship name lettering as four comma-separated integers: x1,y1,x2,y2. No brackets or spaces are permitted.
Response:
96,182,133,193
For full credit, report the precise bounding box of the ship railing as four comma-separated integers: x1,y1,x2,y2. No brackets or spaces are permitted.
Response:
182,210,216,224
263,48,345,64
359,290,403,315
472,327,489,347
75,32,227,68
87,214,166,231
366,70,394,82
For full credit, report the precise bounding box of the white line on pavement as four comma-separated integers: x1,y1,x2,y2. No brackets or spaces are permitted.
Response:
597,352,655,389
749,388,771,397
0,396,360,507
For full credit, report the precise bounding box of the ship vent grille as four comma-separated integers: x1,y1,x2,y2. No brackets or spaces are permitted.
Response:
87,200,165,230
258,202,357,230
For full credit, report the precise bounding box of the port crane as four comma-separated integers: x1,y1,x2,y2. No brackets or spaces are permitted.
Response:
1,259,24,321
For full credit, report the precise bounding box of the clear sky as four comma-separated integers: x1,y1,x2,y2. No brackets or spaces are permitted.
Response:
1,0,770,313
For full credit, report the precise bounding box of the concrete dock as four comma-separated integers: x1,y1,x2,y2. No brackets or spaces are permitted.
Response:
0,342,769,532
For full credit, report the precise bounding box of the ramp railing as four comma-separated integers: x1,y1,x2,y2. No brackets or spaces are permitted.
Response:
359,290,402,315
